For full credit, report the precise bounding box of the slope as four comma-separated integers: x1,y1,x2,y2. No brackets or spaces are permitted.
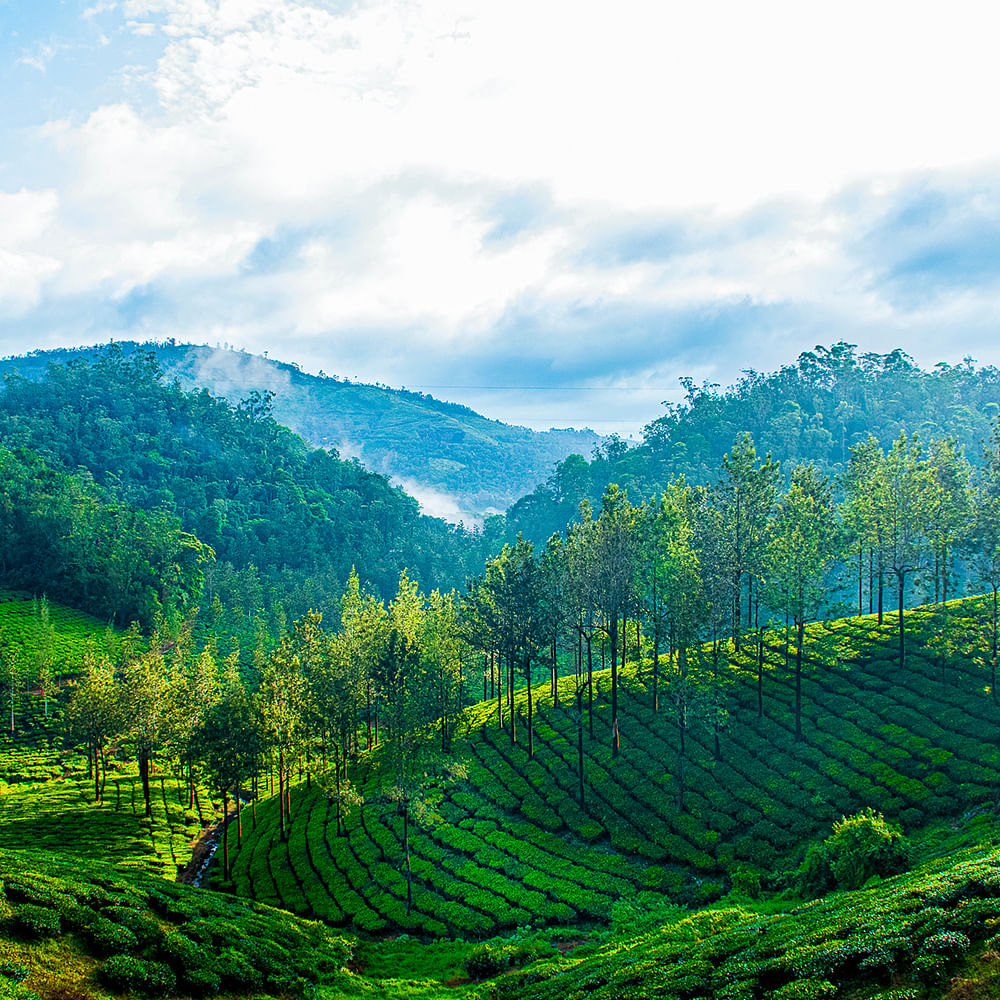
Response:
0,342,603,522
224,597,1000,937
0,346,483,620
0,595,222,880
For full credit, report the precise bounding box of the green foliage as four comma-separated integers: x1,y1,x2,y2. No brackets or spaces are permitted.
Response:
0,345,484,625
798,809,909,894
464,935,555,979
0,847,353,999
101,955,177,996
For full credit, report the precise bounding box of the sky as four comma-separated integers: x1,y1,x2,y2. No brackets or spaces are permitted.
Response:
4,1,1000,438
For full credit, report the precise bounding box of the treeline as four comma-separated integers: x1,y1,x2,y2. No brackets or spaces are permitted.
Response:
0,447,209,627
508,343,1000,542
0,347,487,626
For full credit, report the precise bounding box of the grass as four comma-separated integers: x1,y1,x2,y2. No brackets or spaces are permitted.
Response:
224,596,1000,937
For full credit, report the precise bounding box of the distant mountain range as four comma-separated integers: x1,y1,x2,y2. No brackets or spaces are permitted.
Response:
0,342,603,522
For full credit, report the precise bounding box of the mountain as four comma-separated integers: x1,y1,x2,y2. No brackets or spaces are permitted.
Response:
507,342,1000,542
0,346,485,633
0,342,603,523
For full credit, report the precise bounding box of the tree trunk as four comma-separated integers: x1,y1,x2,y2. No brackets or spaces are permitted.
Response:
139,747,152,819
795,616,804,742
278,749,286,841
526,654,534,759
897,571,906,669
551,639,559,707
222,789,230,881
403,801,412,917
869,547,874,615
757,626,765,718
858,540,863,615
993,585,998,705
610,613,620,758
586,634,594,739
652,627,659,713
878,568,884,625
577,689,586,808
497,649,503,729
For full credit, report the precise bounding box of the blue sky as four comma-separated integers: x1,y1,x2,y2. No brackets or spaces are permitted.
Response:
4,1,1000,438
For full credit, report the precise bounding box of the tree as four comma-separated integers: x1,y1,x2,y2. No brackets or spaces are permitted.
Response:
764,464,839,741
880,434,933,669
255,614,314,840
121,643,172,818
65,650,122,800
589,485,640,758
192,670,261,881
971,424,1000,701
925,437,972,605
713,434,779,649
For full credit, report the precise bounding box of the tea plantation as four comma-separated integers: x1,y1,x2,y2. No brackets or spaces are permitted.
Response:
6,594,1000,999
222,597,1000,941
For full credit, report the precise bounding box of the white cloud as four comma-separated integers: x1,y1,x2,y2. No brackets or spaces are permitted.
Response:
5,0,1000,434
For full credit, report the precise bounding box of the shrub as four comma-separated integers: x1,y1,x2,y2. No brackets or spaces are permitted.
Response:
798,809,909,894
102,955,177,996
464,937,555,979
14,905,61,938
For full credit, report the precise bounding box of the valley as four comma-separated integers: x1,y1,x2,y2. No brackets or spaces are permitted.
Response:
2,343,1000,1000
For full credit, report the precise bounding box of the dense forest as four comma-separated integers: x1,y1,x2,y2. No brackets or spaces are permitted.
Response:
0,347,493,642
0,343,602,521
508,343,1000,542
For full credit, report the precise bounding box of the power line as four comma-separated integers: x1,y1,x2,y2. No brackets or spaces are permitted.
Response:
406,385,681,391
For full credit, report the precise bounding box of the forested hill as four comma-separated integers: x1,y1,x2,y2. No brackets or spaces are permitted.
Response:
0,342,602,522
509,343,1000,541
0,347,485,625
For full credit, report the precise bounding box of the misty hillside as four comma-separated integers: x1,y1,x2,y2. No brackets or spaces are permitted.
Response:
0,342,602,522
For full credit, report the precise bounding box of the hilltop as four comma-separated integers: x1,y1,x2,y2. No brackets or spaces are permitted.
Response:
0,343,603,523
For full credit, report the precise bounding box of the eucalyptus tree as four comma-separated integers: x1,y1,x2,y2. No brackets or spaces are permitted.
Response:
255,613,316,840
540,533,570,708
122,642,172,819
713,434,780,649
378,619,467,918
843,436,886,618
482,538,546,756
565,502,600,737
925,436,972,604
65,650,123,801
971,425,1000,701
764,464,839,741
192,664,261,881
589,485,641,758
657,478,707,807
880,434,933,668
422,589,466,751
339,568,387,752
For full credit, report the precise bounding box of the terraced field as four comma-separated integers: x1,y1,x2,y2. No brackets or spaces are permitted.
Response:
0,590,120,676
226,598,1000,935
490,836,1000,1000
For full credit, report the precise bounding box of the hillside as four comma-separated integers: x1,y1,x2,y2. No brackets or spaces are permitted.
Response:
0,343,603,523
5,593,1000,1000
0,346,486,633
222,597,1000,937
508,343,1000,541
